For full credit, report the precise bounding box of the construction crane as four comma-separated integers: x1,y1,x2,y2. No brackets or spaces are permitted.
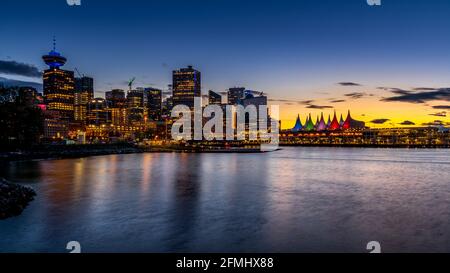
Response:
74,68,84,78
128,77,136,92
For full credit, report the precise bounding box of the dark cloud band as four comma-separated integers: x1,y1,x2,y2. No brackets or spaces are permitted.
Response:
0,60,42,78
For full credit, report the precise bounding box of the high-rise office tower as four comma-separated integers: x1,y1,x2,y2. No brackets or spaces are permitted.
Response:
87,98,110,126
227,87,245,105
74,77,94,123
172,66,201,108
106,89,126,108
127,89,145,122
145,87,162,121
42,41,75,121
208,90,222,105
75,76,94,101
162,96,173,117
106,89,127,126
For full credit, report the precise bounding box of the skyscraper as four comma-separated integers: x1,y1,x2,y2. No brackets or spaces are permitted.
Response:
87,98,110,126
172,66,201,108
42,42,75,121
74,76,94,123
145,87,162,121
208,90,222,105
127,89,145,122
106,89,127,126
227,87,245,105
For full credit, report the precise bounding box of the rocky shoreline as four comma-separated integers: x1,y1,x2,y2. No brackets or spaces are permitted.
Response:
0,178,36,220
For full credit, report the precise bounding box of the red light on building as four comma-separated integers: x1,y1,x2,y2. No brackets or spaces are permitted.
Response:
37,104,47,111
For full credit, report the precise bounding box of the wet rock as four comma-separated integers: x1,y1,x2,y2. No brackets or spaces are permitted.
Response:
0,178,36,220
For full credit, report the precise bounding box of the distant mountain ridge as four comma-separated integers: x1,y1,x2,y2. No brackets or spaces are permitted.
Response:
0,77,42,92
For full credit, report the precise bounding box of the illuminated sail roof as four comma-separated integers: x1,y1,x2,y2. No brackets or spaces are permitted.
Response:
305,114,315,131
329,111,340,130
342,110,366,130
292,114,303,132
342,110,351,130
314,116,320,130
317,112,327,131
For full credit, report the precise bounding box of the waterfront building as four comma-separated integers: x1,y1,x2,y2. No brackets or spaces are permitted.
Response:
317,113,327,131
342,110,365,130
127,89,146,122
281,126,449,147
106,89,127,126
291,111,366,132
145,87,163,121
74,92,88,123
339,114,345,127
314,116,320,130
75,76,94,101
162,96,173,117
328,111,341,130
292,114,303,132
208,90,222,105
227,87,245,105
74,76,94,124
305,114,315,131
241,92,267,109
106,89,126,108
87,98,110,126
43,110,68,140
172,66,201,108
17,87,39,107
42,44,75,122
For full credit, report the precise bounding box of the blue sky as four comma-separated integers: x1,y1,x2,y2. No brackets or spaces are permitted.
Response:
1,0,450,126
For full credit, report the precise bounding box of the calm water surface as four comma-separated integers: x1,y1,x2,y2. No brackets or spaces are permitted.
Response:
1,147,450,253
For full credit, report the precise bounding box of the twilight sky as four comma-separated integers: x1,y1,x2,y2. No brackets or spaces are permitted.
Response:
1,0,450,128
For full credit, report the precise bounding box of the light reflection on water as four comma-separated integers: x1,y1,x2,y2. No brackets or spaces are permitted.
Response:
1,147,450,253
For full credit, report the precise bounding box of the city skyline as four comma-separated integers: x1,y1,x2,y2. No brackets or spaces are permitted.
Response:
1,0,450,128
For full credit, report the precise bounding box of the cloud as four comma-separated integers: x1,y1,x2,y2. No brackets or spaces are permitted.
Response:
381,88,450,104
338,82,362,86
0,60,42,78
330,99,346,103
370,119,390,124
344,92,374,99
269,99,335,109
429,111,446,117
306,104,333,109
432,105,450,109
422,120,445,126
268,99,314,105
413,87,437,91
399,120,415,125
299,100,314,105
377,87,391,91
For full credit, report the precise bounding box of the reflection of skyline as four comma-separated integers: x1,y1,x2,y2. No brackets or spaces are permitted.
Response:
2,149,450,252
1,0,450,128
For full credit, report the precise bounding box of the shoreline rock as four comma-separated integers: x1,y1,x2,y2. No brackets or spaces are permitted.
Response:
0,178,36,220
